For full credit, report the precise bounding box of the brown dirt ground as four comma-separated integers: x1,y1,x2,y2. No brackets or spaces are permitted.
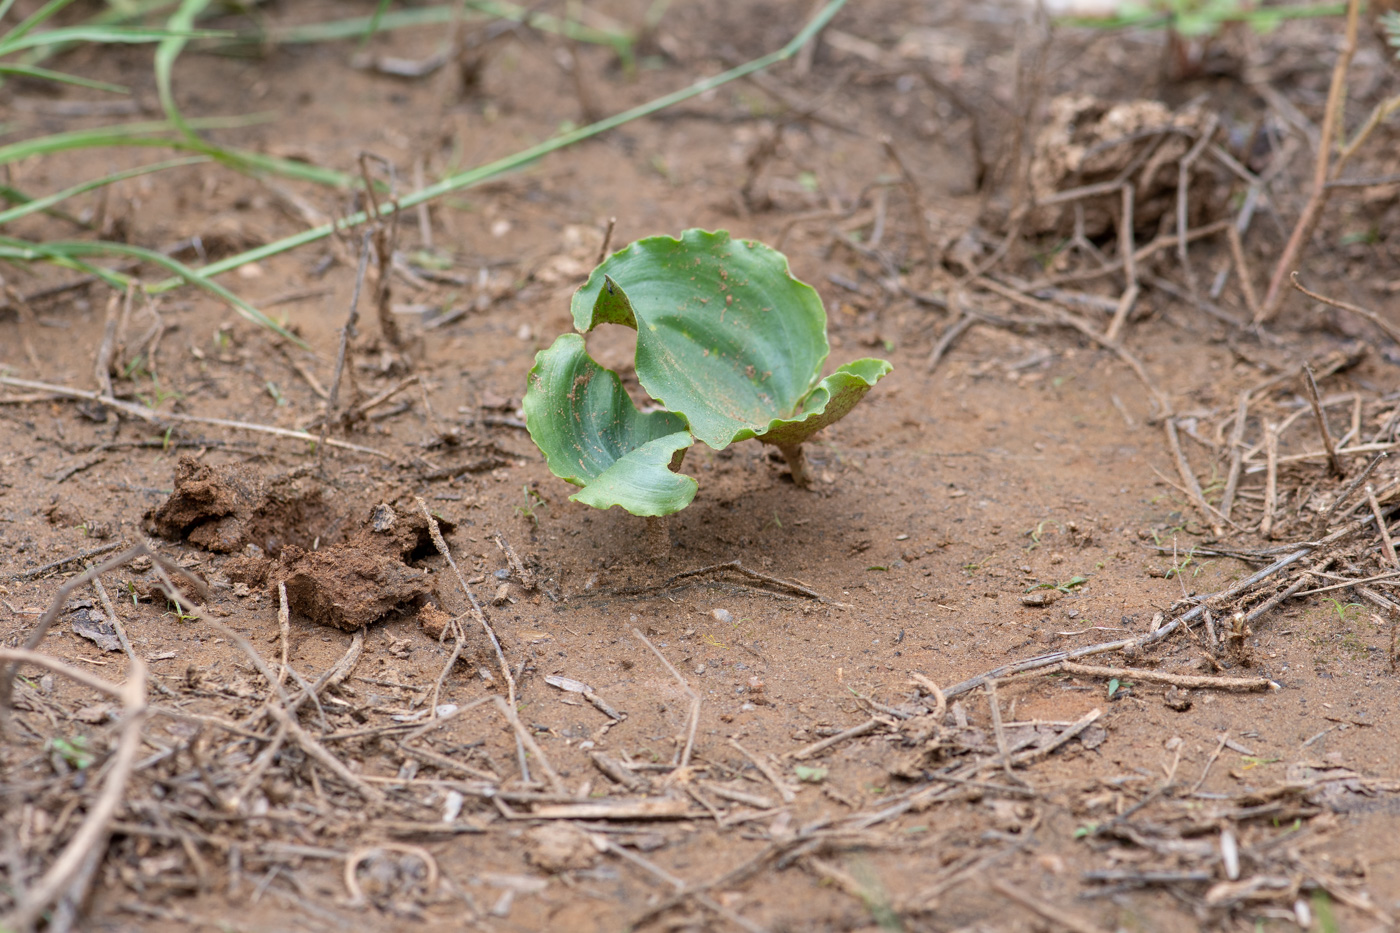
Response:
4,2,1400,931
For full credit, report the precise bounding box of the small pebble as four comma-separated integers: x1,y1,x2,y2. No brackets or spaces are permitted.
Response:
694,664,706,675
711,608,733,624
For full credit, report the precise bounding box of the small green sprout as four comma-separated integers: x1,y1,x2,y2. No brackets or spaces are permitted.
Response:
524,230,890,516
1321,597,1361,623
48,735,96,770
794,764,828,783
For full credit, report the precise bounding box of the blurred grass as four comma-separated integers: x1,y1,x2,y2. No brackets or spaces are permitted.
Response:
2,0,843,345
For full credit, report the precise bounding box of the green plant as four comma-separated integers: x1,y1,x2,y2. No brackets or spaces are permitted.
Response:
1321,597,1361,623
523,229,890,516
1058,0,1345,37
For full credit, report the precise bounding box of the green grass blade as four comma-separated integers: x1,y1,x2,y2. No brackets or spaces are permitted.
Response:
1,0,80,50
0,116,358,189
150,0,848,292
0,156,208,226
0,25,232,55
259,2,624,51
0,235,307,348
154,0,210,140
361,0,394,45
0,63,127,92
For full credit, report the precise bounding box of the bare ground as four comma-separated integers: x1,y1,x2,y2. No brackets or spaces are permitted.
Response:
3,1,1400,931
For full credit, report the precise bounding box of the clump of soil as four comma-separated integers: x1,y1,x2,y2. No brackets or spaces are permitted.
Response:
273,503,452,631
144,456,328,554
147,460,452,630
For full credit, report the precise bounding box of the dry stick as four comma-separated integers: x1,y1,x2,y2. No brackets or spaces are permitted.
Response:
1291,272,1400,345
597,837,767,933
1320,451,1386,529
1104,184,1137,345
358,153,402,349
728,737,796,804
1258,0,1361,321
1227,224,1261,321
926,308,976,374
413,158,432,251
276,582,291,688
317,230,373,470
0,543,152,732
1304,363,1346,478
93,290,121,400
0,651,147,933
595,215,617,266
1219,392,1251,522
416,498,514,707
1165,418,1227,536
1175,113,1219,298
788,717,881,760
91,574,173,699
909,672,948,722
940,545,1315,699
1367,485,1399,569
991,878,1110,933
632,627,700,770
975,276,1172,420
0,375,391,459
881,134,936,265
344,843,439,907
660,559,826,602
984,679,1018,784
1261,420,1280,538
1054,662,1277,692
265,704,386,806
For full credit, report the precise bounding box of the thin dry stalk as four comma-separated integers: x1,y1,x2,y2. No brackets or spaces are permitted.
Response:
926,301,976,375
1219,392,1250,521
276,581,291,688
1304,364,1345,477
1258,0,1361,320
881,134,936,265
0,543,155,732
788,717,881,760
974,276,1172,420
1226,224,1261,320
909,672,947,722
1166,418,1227,536
1319,451,1386,528
1175,114,1219,297
1262,420,1279,538
416,498,515,707
1291,272,1400,345
318,230,372,469
1367,485,1398,569
942,545,1316,698
595,215,617,266
0,378,391,459
1054,662,1277,692
344,843,439,907
1104,184,1137,344
632,627,700,769
990,878,1110,933
728,738,796,804
0,652,147,933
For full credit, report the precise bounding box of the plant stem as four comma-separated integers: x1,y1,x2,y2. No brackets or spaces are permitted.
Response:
778,443,812,489
645,516,671,563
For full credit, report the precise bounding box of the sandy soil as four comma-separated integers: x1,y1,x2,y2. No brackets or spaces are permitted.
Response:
3,2,1400,931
